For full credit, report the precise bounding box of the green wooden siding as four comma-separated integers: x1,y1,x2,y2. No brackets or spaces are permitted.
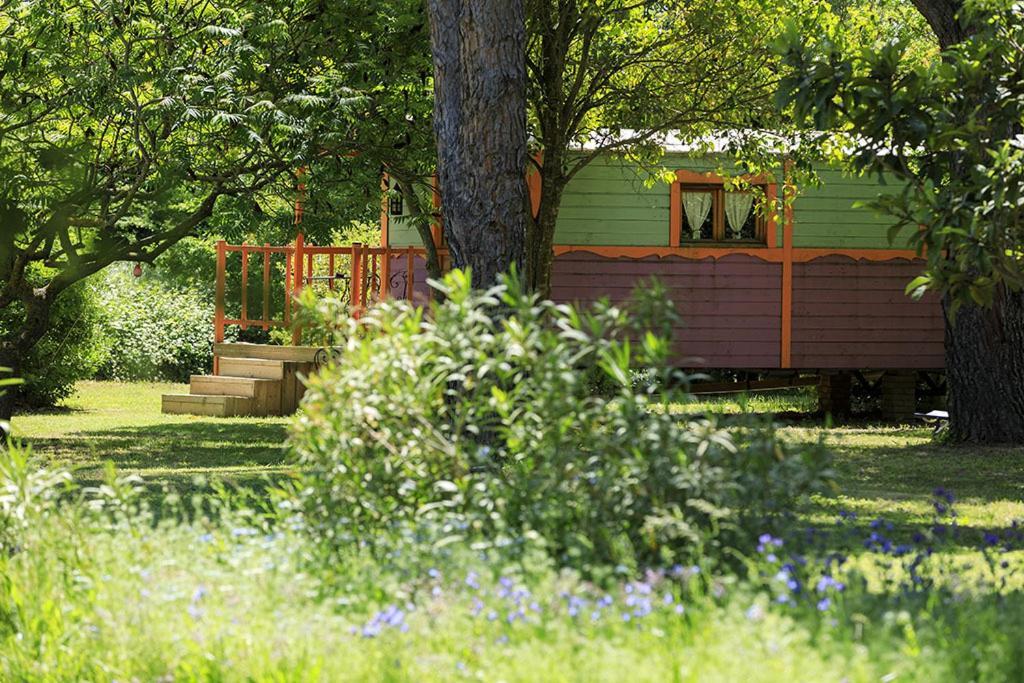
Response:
385,176,423,248
553,154,787,247
791,169,911,249
554,157,671,246
387,215,422,248
385,155,912,251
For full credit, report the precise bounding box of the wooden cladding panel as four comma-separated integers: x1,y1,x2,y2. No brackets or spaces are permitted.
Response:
791,256,944,369
551,252,782,369
385,254,433,303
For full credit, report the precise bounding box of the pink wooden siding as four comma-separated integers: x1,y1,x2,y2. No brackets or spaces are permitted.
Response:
551,252,783,369
791,256,945,369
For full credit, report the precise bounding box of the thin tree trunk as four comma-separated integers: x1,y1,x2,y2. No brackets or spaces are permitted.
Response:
943,288,1024,443
0,287,55,434
0,347,20,446
525,173,565,297
391,176,444,297
427,0,527,288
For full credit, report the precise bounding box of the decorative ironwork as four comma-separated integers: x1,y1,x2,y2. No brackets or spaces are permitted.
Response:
365,272,382,302
313,346,343,371
333,272,351,302
389,270,409,299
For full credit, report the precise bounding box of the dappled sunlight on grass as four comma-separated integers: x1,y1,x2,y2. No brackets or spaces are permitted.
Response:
11,381,292,492
667,387,818,415
11,381,1023,536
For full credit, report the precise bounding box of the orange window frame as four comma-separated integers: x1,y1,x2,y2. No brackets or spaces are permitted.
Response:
669,170,778,249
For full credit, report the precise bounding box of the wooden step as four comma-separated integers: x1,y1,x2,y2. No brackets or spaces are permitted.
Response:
190,376,282,417
218,357,285,380
214,342,325,363
162,394,253,417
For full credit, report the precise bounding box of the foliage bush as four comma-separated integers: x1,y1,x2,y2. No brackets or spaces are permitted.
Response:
291,271,834,572
0,267,110,408
96,267,218,383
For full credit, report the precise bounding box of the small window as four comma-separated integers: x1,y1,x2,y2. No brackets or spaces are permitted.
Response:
388,183,404,216
679,184,766,243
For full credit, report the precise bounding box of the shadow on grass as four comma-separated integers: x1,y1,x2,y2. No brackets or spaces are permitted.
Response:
25,420,293,488
819,427,1024,503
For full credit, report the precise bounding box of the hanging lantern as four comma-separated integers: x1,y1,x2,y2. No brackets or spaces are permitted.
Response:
389,184,404,216
133,263,143,278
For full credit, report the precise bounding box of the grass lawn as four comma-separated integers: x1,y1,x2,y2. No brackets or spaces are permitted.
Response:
5,382,1024,681
11,382,1024,528
11,381,293,493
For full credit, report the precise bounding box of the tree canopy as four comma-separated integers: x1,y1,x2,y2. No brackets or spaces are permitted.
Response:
0,0,434,418
777,0,1024,310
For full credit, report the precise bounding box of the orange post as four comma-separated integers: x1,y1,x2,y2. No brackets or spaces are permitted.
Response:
284,244,293,326
360,247,370,308
214,240,227,375
262,243,271,330
669,180,681,247
781,161,795,369
292,232,305,345
369,251,378,302
293,232,305,294
379,248,390,301
240,242,249,330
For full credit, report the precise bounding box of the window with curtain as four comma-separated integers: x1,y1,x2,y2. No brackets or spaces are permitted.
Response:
680,184,765,243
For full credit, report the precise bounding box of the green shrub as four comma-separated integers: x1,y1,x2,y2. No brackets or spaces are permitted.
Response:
291,270,833,572
0,268,110,408
96,267,218,383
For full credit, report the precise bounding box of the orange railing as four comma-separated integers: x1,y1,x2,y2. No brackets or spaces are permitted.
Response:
213,237,444,349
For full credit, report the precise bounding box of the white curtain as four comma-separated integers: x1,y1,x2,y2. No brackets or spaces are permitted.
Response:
725,192,754,238
682,191,713,238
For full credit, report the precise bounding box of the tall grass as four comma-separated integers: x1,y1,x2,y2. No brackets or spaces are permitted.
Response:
2,442,1024,682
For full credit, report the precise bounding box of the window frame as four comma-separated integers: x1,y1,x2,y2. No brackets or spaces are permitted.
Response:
670,170,778,248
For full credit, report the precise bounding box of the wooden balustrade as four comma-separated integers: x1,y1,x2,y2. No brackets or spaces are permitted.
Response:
213,239,441,353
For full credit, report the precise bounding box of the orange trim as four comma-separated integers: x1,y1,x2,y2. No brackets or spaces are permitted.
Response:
292,232,305,345
554,245,782,260
669,180,681,247
781,163,794,369
675,169,774,185
670,169,778,248
552,244,924,264
527,151,544,219
791,248,921,261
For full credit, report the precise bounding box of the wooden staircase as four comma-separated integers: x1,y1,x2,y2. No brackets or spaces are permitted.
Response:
161,343,324,418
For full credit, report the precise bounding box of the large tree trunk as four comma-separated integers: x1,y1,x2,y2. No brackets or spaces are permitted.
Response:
910,0,1024,444
944,289,1024,443
427,0,528,288
910,0,971,49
